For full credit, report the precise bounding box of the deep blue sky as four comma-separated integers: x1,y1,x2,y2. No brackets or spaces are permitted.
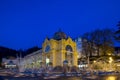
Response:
0,0,120,50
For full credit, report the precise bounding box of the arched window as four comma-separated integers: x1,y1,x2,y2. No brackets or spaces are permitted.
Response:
65,45,73,66
45,45,50,53
66,45,73,51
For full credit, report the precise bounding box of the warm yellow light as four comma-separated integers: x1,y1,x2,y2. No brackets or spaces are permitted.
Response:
109,57,113,63
109,60,112,63
108,53,111,55
109,57,112,60
106,76,117,80
117,64,120,66
93,60,96,63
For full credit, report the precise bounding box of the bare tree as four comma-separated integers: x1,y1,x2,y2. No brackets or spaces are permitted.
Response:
100,28,114,56
114,21,120,42
91,29,102,56
82,28,114,57
82,32,94,57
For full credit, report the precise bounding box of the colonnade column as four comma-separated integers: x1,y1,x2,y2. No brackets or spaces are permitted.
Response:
61,50,65,66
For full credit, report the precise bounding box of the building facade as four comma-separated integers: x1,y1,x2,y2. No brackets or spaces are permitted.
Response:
2,58,18,69
75,37,83,58
42,30,78,67
19,49,42,72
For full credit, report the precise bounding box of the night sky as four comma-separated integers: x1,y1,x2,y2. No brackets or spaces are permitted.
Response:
0,0,120,50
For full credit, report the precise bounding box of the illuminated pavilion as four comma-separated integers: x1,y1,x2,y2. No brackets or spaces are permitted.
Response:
42,30,78,67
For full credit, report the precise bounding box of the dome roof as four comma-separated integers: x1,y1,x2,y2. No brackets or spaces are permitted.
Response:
53,29,67,40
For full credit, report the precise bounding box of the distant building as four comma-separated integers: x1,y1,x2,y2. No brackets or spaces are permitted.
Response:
2,57,18,69
76,37,100,57
19,49,42,72
75,37,83,58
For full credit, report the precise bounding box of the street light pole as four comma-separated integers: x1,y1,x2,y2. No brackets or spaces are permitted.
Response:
109,57,113,71
87,54,90,71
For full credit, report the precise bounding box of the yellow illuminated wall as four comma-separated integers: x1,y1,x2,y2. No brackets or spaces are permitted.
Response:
42,37,78,67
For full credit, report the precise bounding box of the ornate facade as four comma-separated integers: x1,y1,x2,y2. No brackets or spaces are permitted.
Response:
42,30,78,67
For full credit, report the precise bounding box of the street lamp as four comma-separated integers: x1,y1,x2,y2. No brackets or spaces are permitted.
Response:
87,54,90,71
109,57,113,71
93,60,96,63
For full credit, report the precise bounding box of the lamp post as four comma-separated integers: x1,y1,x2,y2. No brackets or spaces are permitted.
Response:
109,57,113,71
87,53,90,71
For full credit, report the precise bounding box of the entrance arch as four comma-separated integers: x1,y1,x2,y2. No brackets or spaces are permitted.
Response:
65,45,73,66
